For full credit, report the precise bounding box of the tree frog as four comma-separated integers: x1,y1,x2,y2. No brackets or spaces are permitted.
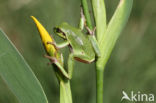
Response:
48,22,100,79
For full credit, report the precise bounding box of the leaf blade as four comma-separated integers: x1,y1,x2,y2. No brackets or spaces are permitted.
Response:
0,29,48,103
92,0,107,41
97,0,133,69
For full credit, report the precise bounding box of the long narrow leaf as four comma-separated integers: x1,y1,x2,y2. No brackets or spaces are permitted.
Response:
97,0,133,69
92,0,107,41
0,29,48,103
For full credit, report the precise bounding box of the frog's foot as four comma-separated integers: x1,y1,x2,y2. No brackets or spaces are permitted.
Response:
47,41,69,50
85,26,96,36
47,41,59,50
44,54,57,65
80,6,86,24
79,6,86,30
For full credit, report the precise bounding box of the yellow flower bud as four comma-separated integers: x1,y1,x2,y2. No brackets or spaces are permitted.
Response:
31,16,56,55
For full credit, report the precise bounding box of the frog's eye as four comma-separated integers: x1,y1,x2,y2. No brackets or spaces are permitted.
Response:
54,27,62,33
54,27,66,39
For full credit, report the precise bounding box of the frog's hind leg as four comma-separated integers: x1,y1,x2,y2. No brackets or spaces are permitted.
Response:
84,26,101,57
44,55,70,79
68,53,75,79
85,26,96,36
79,6,101,57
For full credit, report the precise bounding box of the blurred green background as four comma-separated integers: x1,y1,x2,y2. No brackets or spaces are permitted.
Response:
0,0,156,103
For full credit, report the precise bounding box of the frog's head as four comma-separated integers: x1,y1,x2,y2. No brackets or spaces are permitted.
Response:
54,22,70,39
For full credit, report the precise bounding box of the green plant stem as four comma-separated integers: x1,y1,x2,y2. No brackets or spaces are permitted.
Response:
81,1,104,103
81,0,93,30
60,80,72,103
96,67,104,103
51,61,72,103
91,0,107,42
92,0,106,102
53,68,72,103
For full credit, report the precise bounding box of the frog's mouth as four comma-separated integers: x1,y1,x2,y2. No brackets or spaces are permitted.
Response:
54,27,66,39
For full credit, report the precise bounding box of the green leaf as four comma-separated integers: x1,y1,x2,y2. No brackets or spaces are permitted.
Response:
92,0,107,41
97,0,133,70
0,29,48,103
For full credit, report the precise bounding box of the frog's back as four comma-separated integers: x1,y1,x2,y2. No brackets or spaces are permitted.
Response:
60,23,95,61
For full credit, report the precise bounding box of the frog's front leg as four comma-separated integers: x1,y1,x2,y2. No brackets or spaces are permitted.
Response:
44,55,70,79
47,40,70,50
